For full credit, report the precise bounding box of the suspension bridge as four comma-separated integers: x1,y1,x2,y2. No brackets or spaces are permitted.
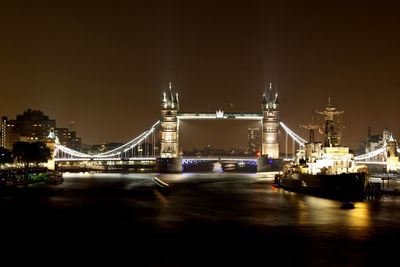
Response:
51,83,399,173
54,121,306,161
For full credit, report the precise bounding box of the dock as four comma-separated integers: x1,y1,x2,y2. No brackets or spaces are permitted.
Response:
368,173,400,197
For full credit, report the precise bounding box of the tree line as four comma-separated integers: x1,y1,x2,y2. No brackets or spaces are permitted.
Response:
0,141,52,168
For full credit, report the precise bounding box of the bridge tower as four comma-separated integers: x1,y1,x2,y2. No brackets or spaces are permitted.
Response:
156,82,182,172
261,83,280,158
386,134,399,173
257,83,283,172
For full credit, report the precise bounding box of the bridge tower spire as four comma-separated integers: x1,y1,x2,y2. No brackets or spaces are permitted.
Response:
156,82,182,172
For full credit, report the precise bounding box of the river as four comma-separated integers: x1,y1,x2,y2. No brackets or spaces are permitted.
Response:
1,172,399,266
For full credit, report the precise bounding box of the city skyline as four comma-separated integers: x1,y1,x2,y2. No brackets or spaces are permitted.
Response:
1,0,399,149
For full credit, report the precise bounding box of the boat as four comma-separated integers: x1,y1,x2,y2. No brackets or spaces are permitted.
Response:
152,176,170,188
222,162,236,172
221,161,257,172
0,169,64,187
152,176,172,194
275,100,370,202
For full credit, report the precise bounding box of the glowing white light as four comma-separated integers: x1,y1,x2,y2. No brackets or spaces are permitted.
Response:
216,110,224,118
182,157,257,162
354,147,386,160
55,157,157,162
355,161,386,165
280,122,306,147
177,113,263,120
55,121,160,160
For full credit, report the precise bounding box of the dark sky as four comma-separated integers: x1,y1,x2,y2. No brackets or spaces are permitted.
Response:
1,0,399,150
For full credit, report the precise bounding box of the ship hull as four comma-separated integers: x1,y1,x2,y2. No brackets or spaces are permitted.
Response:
277,172,369,202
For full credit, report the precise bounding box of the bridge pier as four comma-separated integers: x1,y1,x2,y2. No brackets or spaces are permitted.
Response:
257,156,283,172
155,157,183,173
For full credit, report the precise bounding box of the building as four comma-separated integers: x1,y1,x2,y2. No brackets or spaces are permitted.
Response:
55,128,82,151
247,127,261,155
0,109,55,150
364,127,390,153
13,109,56,140
0,116,14,149
361,127,391,161
0,109,81,151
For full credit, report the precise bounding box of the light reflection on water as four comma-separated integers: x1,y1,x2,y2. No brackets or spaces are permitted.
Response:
65,172,390,232
60,171,400,235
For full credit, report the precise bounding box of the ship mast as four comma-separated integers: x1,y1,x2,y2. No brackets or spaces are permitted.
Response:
316,97,344,147
300,116,319,143
300,117,322,162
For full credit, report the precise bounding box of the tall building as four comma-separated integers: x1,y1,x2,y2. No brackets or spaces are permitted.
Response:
160,82,179,158
261,83,280,159
1,116,7,148
247,127,261,155
1,116,20,150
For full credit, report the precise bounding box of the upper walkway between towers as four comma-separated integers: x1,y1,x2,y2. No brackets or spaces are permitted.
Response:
177,111,263,120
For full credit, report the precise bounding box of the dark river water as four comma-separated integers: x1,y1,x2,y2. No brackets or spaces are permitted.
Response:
1,172,400,266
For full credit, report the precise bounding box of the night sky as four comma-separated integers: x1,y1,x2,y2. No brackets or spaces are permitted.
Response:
1,0,399,151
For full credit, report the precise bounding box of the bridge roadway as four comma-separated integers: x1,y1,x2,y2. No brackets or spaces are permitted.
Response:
55,156,258,163
55,156,259,172
56,156,389,168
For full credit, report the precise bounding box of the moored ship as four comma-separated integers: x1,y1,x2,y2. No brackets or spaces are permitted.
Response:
275,100,369,202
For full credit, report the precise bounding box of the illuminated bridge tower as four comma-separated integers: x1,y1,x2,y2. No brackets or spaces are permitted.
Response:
156,82,183,172
257,83,283,172
386,134,399,173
